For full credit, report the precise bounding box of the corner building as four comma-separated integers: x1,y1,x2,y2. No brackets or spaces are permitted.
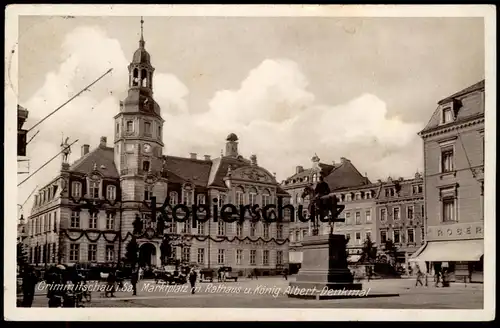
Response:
24,25,290,276
413,80,485,282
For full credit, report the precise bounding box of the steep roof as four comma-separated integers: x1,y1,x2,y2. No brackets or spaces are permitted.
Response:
421,80,485,134
207,156,250,188
69,145,119,178
163,155,213,187
324,159,370,191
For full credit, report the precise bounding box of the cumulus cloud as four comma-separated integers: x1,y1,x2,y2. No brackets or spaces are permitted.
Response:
19,25,423,214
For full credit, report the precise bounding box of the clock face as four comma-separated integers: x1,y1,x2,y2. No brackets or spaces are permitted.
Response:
143,143,152,153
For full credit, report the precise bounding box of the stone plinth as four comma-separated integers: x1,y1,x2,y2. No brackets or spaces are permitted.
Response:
288,234,362,299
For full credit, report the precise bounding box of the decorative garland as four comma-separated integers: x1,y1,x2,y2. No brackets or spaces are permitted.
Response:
62,229,289,245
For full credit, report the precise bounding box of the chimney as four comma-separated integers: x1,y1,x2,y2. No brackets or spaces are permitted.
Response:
81,144,90,156
190,153,197,160
99,136,107,148
296,166,304,174
340,157,349,164
332,160,336,165
204,155,211,161
250,154,257,165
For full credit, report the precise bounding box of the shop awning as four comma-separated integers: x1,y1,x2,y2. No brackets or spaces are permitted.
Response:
409,239,483,262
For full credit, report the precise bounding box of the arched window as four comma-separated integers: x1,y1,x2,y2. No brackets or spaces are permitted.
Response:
182,185,194,206
249,187,257,206
132,68,139,86
262,189,271,206
141,69,148,87
72,182,82,198
312,174,317,182
169,191,178,205
107,185,116,201
89,181,99,199
236,186,245,206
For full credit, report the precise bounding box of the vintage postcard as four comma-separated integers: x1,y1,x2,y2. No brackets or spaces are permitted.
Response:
4,4,495,321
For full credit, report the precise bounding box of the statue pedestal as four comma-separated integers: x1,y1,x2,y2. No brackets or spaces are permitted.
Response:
288,234,362,299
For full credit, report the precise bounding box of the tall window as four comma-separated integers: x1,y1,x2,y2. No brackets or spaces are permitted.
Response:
217,249,225,264
263,223,270,239
407,229,415,243
90,181,99,199
182,186,194,206
421,205,425,218
355,212,361,225
218,221,225,236
197,194,206,205
442,197,456,222
355,232,362,245
407,206,414,220
126,121,133,133
107,185,116,201
262,189,271,206
442,107,453,124
277,224,283,239
182,247,191,262
142,161,150,172
197,248,205,264
236,222,243,237
116,122,120,135
144,185,153,201
69,244,80,262
88,244,97,262
345,212,351,225
236,249,243,265
106,213,115,230
393,230,401,243
158,125,162,138
71,211,80,228
380,230,387,243
144,122,151,136
250,222,257,237
89,212,98,229
393,207,400,220
169,192,178,205
295,230,300,242
236,187,244,206
72,182,82,198
106,245,114,262
441,147,454,172
218,193,226,207
249,187,257,206
421,227,425,243
276,250,283,265
263,250,269,266
197,221,205,235
365,210,371,223
250,250,256,265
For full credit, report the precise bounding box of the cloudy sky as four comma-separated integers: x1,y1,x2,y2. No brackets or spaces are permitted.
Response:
15,15,484,213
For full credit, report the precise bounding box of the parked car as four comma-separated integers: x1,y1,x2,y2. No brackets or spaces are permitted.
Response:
221,266,239,282
199,268,216,282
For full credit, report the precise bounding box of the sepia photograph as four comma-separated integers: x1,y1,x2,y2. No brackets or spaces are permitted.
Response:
5,4,495,321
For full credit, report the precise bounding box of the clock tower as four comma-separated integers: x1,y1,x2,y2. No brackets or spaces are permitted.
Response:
114,18,167,265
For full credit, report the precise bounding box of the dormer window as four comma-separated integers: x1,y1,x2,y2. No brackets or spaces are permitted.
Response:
107,185,116,201
90,181,99,199
72,182,82,198
442,107,454,124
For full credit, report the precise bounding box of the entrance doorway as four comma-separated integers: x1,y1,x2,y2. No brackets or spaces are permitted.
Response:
138,243,157,268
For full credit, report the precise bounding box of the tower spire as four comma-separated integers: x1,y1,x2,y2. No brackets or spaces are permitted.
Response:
139,16,145,48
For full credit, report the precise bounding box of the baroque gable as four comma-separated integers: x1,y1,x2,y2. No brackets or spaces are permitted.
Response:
230,166,275,184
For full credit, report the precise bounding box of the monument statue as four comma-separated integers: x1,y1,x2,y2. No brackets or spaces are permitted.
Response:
301,175,345,235
60,136,71,164
132,214,143,235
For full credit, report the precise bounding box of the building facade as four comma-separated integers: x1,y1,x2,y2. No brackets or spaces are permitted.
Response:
282,156,372,269
23,24,290,276
375,175,425,271
413,80,485,282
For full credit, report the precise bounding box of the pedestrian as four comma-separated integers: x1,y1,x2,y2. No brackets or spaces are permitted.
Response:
189,267,198,294
21,265,38,307
367,266,372,282
433,262,442,287
47,265,66,307
131,269,139,296
138,267,144,281
283,268,288,281
105,271,116,297
415,265,425,287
